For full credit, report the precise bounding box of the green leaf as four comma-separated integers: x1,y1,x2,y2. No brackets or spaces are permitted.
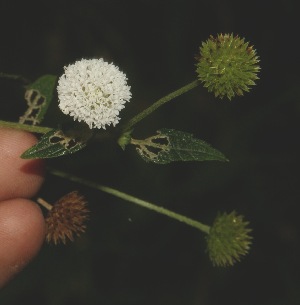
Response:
19,75,57,125
21,129,87,159
133,129,228,164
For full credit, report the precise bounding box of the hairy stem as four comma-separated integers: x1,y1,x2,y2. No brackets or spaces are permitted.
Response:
49,168,210,234
121,80,200,132
0,120,53,134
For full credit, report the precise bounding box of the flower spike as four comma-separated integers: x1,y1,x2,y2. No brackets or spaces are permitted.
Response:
196,33,260,100
206,211,252,267
57,58,131,129
43,191,89,245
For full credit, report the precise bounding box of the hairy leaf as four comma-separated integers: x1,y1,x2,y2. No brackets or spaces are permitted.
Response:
21,129,87,159
134,129,228,164
19,75,57,125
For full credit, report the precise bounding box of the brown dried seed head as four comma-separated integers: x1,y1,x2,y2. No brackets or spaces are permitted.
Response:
45,191,89,245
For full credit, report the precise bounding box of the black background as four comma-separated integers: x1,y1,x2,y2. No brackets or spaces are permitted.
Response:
0,1,299,304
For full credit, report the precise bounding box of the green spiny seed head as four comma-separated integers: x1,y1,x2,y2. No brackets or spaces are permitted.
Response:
206,211,252,267
196,33,260,100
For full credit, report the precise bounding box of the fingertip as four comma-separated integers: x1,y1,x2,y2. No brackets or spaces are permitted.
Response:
0,198,46,288
0,128,45,200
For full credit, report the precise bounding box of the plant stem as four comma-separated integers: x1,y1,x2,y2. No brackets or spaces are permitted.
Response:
49,168,210,234
121,80,200,132
0,72,30,84
0,120,53,134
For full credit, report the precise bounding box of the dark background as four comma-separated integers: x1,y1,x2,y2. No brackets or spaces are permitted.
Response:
0,0,299,304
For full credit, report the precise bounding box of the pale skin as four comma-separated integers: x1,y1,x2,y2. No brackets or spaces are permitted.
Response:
0,128,45,288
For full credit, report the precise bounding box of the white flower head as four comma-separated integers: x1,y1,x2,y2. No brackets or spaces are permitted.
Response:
57,58,131,129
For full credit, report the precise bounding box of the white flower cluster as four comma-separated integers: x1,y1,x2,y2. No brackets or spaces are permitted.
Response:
57,58,131,129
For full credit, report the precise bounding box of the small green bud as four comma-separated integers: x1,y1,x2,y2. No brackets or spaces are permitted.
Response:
196,33,260,100
118,129,133,150
206,211,252,267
